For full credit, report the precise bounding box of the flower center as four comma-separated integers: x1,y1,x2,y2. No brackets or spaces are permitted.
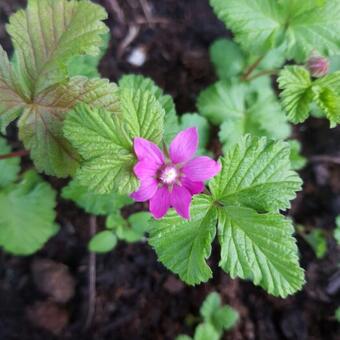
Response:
159,165,179,185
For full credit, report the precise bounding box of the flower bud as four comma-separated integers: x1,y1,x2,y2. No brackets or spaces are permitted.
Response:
307,54,329,78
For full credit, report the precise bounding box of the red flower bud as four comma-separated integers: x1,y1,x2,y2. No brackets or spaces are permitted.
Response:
307,54,329,78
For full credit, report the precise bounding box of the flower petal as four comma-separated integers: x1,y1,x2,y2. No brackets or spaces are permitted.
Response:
182,156,221,182
181,177,205,195
134,160,159,179
170,185,192,219
134,137,164,164
149,186,171,219
131,177,158,202
169,127,198,164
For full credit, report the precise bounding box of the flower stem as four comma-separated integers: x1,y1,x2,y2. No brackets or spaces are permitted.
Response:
0,150,29,160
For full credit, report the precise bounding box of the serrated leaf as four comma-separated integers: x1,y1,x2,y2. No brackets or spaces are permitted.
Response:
197,81,246,125
0,46,27,131
218,205,305,297
0,137,20,188
313,86,340,127
210,0,340,61
0,171,58,255
89,230,117,253
18,77,119,177
149,195,217,285
194,323,219,340
67,33,110,78
210,0,282,55
210,136,302,212
278,66,313,124
62,178,132,215
209,39,246,79
7,0,108,95
64,88,164,194
119,74,179,143
288,140,307,170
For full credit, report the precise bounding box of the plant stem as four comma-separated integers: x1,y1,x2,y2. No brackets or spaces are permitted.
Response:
241,56,265,81
84,216,97,330
0,150,29,160
247,69,279,81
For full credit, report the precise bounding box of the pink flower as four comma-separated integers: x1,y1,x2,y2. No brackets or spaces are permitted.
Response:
131,127,221,220
307,53,329,78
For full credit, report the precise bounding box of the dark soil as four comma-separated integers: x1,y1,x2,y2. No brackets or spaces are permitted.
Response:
0,1,340,339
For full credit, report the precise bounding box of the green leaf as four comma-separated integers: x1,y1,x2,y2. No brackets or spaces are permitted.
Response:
210,136,302,212
7,0,108,95
200,292,239,332
335,307,340,322
288,140,306,170
334,216,340,245
0,137,20,188
180,113,210,154
0,46,27,130
18,77,119,177
209,39,246,79
200,292,221,321
197,81,246,125
218,205,305,297
278,66,313,124
176,336,193,340
64,88,164,194
304,229,327,259
313,86,340,127
0,171,58,255
89,231,117,253
119,74,179,143
149,195,217,285
62,179,132,215
210,0,340,61
67,33,110,78
194,323,219,340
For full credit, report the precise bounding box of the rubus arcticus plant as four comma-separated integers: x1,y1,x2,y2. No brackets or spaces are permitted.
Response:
1,0,340,299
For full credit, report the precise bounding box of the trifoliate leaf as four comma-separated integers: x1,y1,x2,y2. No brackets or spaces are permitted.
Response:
180,113,210,154
119,74,179,143
209,39,246,79
67,33,110,78
0,137,20,188
218,205,305,297
304,229,327,259
200,292,239,332
0,46,27,131
18,77,119,177
64,88,165,194
0,171,58,255
210,135,302,212
89,231,117,253
210,0,340,61
194,323,219,340
278,66,313,124
62,179,132,215
7,0,109,95
197,81,246,125
288,140,307,170
200,292,221,321
149,195,217,285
